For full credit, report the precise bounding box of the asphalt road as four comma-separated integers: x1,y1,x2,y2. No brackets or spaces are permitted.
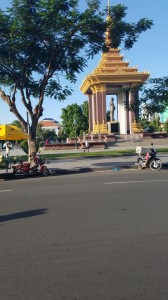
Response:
1,169,168,300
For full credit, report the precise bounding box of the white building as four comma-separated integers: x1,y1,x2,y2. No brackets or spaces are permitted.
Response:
38,118,62,135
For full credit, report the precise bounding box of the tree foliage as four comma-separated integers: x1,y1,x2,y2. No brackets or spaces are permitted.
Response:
0,0,153,155
163,120,168,133
36,124,57,145
106,4,153,50
139,117,161,133
140,77,168,115
61,101,89,137
11,120,22,129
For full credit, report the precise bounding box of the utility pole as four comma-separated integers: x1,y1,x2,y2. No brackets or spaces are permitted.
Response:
27,111,31,161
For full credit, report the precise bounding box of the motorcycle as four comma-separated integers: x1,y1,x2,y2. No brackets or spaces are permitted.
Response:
136,145,162,171
12,155,50,176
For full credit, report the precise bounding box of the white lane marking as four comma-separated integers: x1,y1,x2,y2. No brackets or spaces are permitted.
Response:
0,190,12,193
103,179,168,185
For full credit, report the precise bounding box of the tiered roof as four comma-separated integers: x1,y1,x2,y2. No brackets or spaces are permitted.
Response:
80,48,149,95
80,1,149,95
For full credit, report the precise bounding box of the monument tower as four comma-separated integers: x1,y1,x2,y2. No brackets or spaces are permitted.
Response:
80,0,149,135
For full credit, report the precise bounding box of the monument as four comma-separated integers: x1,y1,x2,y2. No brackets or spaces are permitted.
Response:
108,97,119,133
80,0,149,136
110,97,115,122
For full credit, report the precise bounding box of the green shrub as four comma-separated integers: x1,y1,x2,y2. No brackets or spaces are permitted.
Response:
163,121,168,133
20,140,39,154
20,140,28,154
149,121,160,132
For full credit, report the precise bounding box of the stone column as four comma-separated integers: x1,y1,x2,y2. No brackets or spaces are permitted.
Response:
101,90,107,124
125,91,130,133
88,94,93,132
129,91,135,134
118,92,127,134
90,84,108,134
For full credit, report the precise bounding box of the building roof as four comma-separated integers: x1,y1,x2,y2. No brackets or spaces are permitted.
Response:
42,118,59,124
39,118,62,128
80,48,150,95
80,8,149,95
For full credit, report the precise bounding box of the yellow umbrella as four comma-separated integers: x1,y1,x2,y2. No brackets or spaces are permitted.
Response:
0,124,29,141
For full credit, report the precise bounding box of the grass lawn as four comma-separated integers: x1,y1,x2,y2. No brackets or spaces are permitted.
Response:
8,147,168,162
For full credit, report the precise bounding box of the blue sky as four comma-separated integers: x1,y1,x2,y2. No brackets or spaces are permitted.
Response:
0,0,168,124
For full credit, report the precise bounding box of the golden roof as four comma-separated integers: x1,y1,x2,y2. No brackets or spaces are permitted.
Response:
80,47,150,94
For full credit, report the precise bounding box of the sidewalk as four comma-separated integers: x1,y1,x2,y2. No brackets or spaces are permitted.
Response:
46,154,168,175
1,140,168,179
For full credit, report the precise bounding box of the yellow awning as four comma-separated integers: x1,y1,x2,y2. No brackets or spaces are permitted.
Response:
0,124,29,141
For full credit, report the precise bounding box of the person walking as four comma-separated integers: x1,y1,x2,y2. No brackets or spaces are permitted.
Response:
84,139,89,152
3,142,12,158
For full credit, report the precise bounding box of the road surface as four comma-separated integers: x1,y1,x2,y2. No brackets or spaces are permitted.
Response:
1,169,168,299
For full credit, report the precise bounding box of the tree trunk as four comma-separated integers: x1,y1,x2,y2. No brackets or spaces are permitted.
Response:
29,123,38,159
29,138,36,159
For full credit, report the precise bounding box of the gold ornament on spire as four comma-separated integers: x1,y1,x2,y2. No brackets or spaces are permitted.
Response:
108,0,110,15
105,0,112,49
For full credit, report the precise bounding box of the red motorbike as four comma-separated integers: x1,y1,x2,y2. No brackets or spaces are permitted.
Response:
12,155,50,176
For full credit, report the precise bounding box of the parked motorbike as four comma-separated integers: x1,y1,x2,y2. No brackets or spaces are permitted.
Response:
12,155,50,176
136,144,162,171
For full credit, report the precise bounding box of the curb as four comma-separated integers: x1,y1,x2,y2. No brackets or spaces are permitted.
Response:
1,163,168,181
48,163,168,175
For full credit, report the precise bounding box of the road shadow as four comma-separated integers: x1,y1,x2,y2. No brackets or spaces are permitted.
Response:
0,208,48,223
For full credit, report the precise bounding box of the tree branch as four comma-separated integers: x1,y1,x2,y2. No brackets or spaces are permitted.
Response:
0,87,27,131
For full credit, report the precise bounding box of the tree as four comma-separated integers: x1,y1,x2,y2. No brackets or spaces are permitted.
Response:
35,124,45,147
163,120,168,133
11,120,22,129
139,117,161,133
81,101,89,133
140,77,168,115
61,101,89,137
106,4,153,50
0,1,153,156
106,111,110,122
36,125,57,145
122,77,168,122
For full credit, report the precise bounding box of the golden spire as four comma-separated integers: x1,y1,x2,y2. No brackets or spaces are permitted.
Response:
105,0,112,49
108,0,110,15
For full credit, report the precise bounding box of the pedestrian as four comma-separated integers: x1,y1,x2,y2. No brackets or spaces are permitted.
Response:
3,141,12,149
49,137,53,144
5,142,11,157
84,139,89,152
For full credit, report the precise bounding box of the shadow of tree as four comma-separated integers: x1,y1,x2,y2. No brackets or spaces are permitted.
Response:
0,208,48,223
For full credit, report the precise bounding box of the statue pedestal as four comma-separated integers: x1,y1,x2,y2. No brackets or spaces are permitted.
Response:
107,121,119,133
93,123,109,134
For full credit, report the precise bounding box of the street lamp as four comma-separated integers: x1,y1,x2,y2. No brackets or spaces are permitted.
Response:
73,116,78,149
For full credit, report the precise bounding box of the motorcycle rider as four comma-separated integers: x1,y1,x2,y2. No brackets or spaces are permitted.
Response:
145,143,156,165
